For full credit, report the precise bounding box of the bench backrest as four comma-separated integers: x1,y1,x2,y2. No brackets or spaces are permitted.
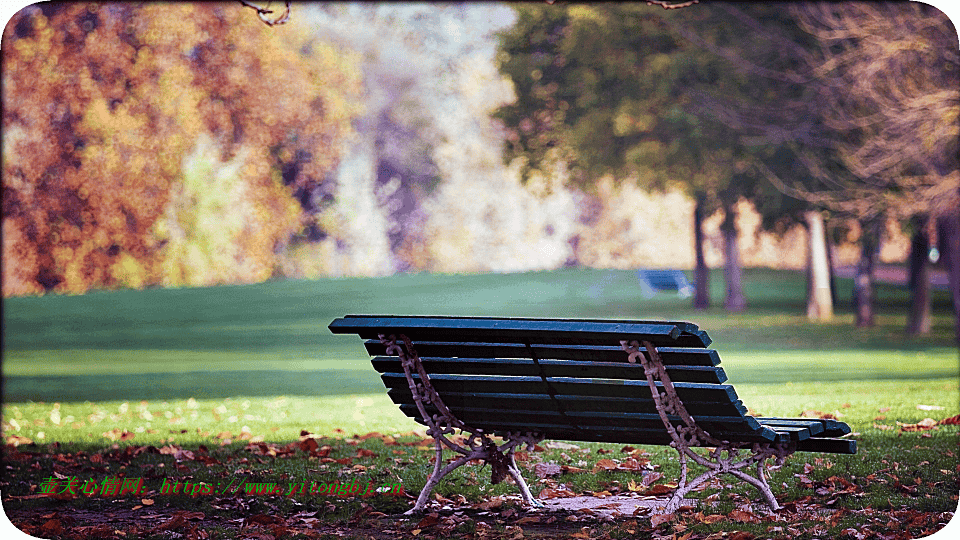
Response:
330,315,854,453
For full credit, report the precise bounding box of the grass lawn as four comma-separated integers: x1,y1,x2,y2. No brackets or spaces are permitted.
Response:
2,267,958,539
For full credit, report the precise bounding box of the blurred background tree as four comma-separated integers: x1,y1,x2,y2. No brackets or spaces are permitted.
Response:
2,2,361,294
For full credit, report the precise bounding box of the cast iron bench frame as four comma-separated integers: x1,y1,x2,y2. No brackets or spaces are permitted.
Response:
329,315,855,514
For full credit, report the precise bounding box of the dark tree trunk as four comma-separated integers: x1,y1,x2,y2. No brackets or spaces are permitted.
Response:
721,199,745,312
906,215,932,335
936,212,960,346
854,218,882,328
693,196,710,310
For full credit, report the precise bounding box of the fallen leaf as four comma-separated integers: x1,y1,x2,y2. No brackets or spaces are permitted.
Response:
415,513,440,529
916,404,944,411
898,418,938,432
544,441,581,450
535,463,562,478
5,435,33,446
650,512,675,527
477,496,505,510
102,428,135,441
639,484,674,496
801,410,838,420
939,414,960,425
729,509,760,523
243,514,284,528
594,459,618,471
538,487,576,499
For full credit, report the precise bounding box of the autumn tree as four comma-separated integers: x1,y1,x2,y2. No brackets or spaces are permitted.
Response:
494,3,794,312
688,3,959,335
2,2,361,295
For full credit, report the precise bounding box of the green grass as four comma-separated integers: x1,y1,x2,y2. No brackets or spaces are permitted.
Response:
2,267,958,539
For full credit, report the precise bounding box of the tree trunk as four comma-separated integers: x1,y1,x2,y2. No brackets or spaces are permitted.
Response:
853,218,882,328
906,215,932,335
721,200,745,312
805,210,833,321
693,196,710,310
937,212,960,346
826,230,838,307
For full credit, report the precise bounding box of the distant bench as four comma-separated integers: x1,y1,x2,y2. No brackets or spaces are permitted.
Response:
637,269,694,298
329,315,855,513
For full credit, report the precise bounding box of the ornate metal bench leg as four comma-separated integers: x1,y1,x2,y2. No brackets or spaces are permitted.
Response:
381,334,545,513
506,450,543,507
621,340,792,513
407,453,476,514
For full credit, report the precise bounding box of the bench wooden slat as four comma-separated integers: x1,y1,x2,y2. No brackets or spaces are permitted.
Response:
364,341,722,366
345,314,707,341
379,373,739,402
757,418,825,436
795,437,857,455
396,403,776,438
371,357,727,384
758,417,851,437
330,316,710,348
387,389,749,417
399,416,788,446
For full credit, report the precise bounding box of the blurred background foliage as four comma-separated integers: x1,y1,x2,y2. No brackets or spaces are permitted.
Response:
3,2,362,294
2,0,957,332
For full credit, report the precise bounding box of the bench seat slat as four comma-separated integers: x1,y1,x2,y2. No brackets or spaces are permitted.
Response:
364,341,721,366
386,389,749,417
380,373,739,402
345,314,708,343
758,417,851,437
757,418,824,436
795,437,857,454
330,316,710,348
397,404,770,435
407,420,786,446
371,357,727,384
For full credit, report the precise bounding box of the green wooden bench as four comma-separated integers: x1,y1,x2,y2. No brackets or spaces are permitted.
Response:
637,269,694,298
328,315,856,514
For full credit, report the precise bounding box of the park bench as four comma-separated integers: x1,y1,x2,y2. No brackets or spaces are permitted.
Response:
637,269,695,298
328,315,856,514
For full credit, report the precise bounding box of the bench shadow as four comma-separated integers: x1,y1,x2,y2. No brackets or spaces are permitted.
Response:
3,370,386,403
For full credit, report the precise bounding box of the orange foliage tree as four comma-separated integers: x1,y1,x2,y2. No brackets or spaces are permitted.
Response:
2,2,361,295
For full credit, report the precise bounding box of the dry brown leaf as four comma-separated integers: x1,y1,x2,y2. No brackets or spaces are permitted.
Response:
939,414,960,425
593,458,618,471
898,418,938,432
534,463,562,478
538,487,576,499
639,484,674,496
415,513,440,529
650,512,675,527
729,509,760,523
477,496,505,510
5,435,33,446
